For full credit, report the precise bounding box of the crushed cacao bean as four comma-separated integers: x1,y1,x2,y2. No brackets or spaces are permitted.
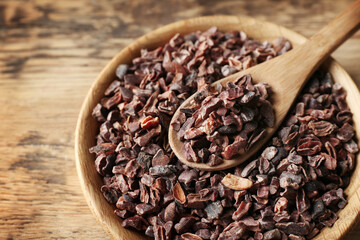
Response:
90,28,358,240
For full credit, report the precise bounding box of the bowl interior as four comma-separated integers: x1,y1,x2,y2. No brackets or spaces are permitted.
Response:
75,15,360,240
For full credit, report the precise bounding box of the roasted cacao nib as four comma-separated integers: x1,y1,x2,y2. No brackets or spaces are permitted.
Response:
205,201,223,220
275,221,310,236
174,217,196,234
137,151,152,171
122,215,148,231
90,28,357,240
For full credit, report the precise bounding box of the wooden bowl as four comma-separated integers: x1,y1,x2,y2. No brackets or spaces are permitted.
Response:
75,16,360,240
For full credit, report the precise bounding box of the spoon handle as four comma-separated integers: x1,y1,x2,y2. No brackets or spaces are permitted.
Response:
310,0,360,57
266,0,360,104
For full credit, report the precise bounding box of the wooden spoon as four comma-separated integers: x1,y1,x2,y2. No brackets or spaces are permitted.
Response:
168,0,360,171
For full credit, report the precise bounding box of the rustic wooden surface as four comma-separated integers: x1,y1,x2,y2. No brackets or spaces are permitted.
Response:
0,0,359,239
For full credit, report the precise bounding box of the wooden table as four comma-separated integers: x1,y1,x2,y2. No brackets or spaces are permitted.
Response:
0,0,359,239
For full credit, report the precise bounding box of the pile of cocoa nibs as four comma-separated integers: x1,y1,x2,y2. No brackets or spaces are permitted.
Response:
89,27,358,240
173,74,274,166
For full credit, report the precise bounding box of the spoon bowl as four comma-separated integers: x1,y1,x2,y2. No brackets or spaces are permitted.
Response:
169,1,360,171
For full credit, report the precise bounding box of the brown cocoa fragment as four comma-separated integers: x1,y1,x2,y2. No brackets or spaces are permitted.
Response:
279,172,302,190
119,86,133,102
145,226,154,237
178,117,196,140
269,177,280,195
322,153,337,170
207,154,224,166
152,149,171,166
103,92,122,109
322,189,341,207
153,178,168,194
198,148,210,163
241,159,258,177
218,222,246,240
274,197,288,213
184,128,204,140
149,188,161,206
175,217,196,234
181,233,203,240
205,201,223,220
89,142,116,155
122,215,148,231
115,209,130,219
261,146,278,161
164,201,177,222
134,125,161,147
173,182,186,204
141,116,159,130
233,201,252,221
195,229,211,239
261,100,275,127
186,193,206,209
297,137,322,156
337,122,355,142
115,174,129,193
164,221,173,239
139,185,151,204
263,229,282,240
140,174,154,187
124,159,139,178
153,224,166,240
92,103,107,122
287,150,303,164
163,192,175,205
308,120,336,137
311,199,325,219
183,142,200,162
275,221,310,236
257,185,270,199
101,185,119,204
273,211,291,223
288,235,306,240
344,139,359,153
217,125,237,135
91,28,357,240
178,169,198,186
296,189,311,213
136,203,159,216
137,152,152,171
222,140,246,159
149,165,176,176
115,64,129,80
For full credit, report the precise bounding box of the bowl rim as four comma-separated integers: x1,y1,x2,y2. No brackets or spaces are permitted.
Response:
75,15,360,240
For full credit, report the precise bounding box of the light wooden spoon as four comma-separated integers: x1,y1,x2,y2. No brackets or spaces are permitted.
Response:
169,0,360,171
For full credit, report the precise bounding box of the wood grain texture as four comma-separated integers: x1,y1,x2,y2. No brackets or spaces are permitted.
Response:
0,0,359,239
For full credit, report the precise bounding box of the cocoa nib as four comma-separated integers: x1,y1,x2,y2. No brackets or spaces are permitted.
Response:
173,182,186,204
122,215,148,231
218,222,246,240
136,151,152,171
205,201,223,220
275,221,311,236
175,217,196,234
90,28,357,240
